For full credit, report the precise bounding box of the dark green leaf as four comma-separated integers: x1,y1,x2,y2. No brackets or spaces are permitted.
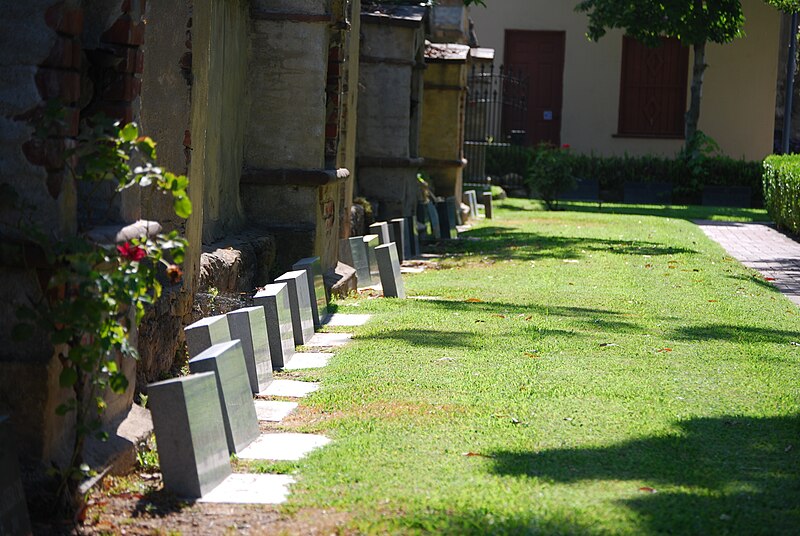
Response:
59,367,78,387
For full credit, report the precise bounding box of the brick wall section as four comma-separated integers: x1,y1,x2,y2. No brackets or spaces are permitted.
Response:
20,1,84,200
93,0,147,124
325,43,345,163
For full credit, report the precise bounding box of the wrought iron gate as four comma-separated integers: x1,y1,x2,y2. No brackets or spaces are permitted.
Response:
463,64,529,189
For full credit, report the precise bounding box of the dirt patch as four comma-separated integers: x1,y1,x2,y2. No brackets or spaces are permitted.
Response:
70,475,354,535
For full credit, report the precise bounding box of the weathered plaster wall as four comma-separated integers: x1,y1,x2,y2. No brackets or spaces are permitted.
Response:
469,0,781,160
421,49,468,197
357,10,426,219
246,12,329,169
337,0,361,240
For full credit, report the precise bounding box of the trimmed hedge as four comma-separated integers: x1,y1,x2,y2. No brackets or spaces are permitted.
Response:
485,145,763,205
763,155,800,233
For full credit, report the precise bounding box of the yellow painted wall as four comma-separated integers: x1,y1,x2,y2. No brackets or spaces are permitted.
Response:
469,0,781,160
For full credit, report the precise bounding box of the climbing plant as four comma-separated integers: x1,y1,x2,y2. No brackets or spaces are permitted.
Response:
9,110,191,512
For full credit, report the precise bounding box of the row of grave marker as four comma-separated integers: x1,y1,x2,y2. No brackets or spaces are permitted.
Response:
147,251,406,500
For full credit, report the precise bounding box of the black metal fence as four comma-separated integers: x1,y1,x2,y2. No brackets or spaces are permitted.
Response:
464,63,529,190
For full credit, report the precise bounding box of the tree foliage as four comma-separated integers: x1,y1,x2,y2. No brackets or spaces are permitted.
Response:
575,1,746,147
765,0,800,12
576,0,744,47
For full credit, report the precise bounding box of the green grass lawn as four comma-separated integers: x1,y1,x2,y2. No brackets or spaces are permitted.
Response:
278,199,799,534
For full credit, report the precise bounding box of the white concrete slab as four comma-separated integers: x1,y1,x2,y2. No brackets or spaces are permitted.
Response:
254,400,298,422
259,380,319,398
305,332,353,348
284,352,331,370
238,433,331,461
400,266,425,274
323,313,372,327
199,474,294,504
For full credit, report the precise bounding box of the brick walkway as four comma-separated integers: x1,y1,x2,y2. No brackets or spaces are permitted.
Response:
695,220,800,305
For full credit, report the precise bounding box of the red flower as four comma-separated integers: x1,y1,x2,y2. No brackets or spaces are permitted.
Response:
117,242,147,262
562,144,571,149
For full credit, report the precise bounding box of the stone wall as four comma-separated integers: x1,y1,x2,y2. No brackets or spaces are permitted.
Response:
242,0,360,273
420,43,469,198
357,6,427,220
0,0,150,466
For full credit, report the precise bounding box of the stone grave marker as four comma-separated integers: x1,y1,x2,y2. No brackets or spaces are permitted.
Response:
148,372,232,498
0,415,32,536
226,306,273,394
348,236,372,287
292,256,328,329
253,283,296,369
437,197,459,239
426,202,441,239
464,189,478,218
405,215,420,255
184,314,231,359
368,221,391,245
363,234,380,285
482,191,493,219
275,270,315,345
375,242,406,298
389,217,410,261
189,340,260,454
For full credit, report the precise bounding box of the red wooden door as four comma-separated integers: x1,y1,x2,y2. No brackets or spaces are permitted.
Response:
504,30,566,146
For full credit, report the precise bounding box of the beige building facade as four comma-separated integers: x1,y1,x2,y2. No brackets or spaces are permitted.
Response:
469,0,782,161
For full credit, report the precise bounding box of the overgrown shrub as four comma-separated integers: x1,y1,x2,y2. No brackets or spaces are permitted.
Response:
527,144,576,209
763,155,800,233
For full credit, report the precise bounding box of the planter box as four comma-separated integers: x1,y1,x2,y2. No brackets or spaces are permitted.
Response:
624,182,672,205
702,186,752,208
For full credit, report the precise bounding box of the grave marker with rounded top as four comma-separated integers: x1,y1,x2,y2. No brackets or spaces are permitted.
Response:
189,340,260,454
389,218,410,262
184,314,231,359
375,242,407,298
0,415,32,536
253,283,296,369
275,270,315,345
148,372,232,499
368,221,391,245
292,256,328,329
226,306,273,394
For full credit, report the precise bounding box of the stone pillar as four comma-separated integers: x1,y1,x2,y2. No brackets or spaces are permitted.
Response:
356,5,427,220
430,0,470,44
242,0,358,273
420,43,470,200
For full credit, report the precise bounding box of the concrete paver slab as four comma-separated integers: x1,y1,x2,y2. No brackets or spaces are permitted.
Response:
305,332,353,348
199,474,294,504
237,433,331,461
259,380,319,398
254,400,298,422
323,314,372,327
284,353,331,370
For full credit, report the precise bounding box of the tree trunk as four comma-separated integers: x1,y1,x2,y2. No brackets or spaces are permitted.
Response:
685,41,707,146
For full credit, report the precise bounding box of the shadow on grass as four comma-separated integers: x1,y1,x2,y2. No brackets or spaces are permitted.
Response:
557,202,768,222
487,414,800,534
368,329,480,349
430,227,696,261
672,323,800,344
379,508,594,535
414,298,651,335
726,274,785,293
